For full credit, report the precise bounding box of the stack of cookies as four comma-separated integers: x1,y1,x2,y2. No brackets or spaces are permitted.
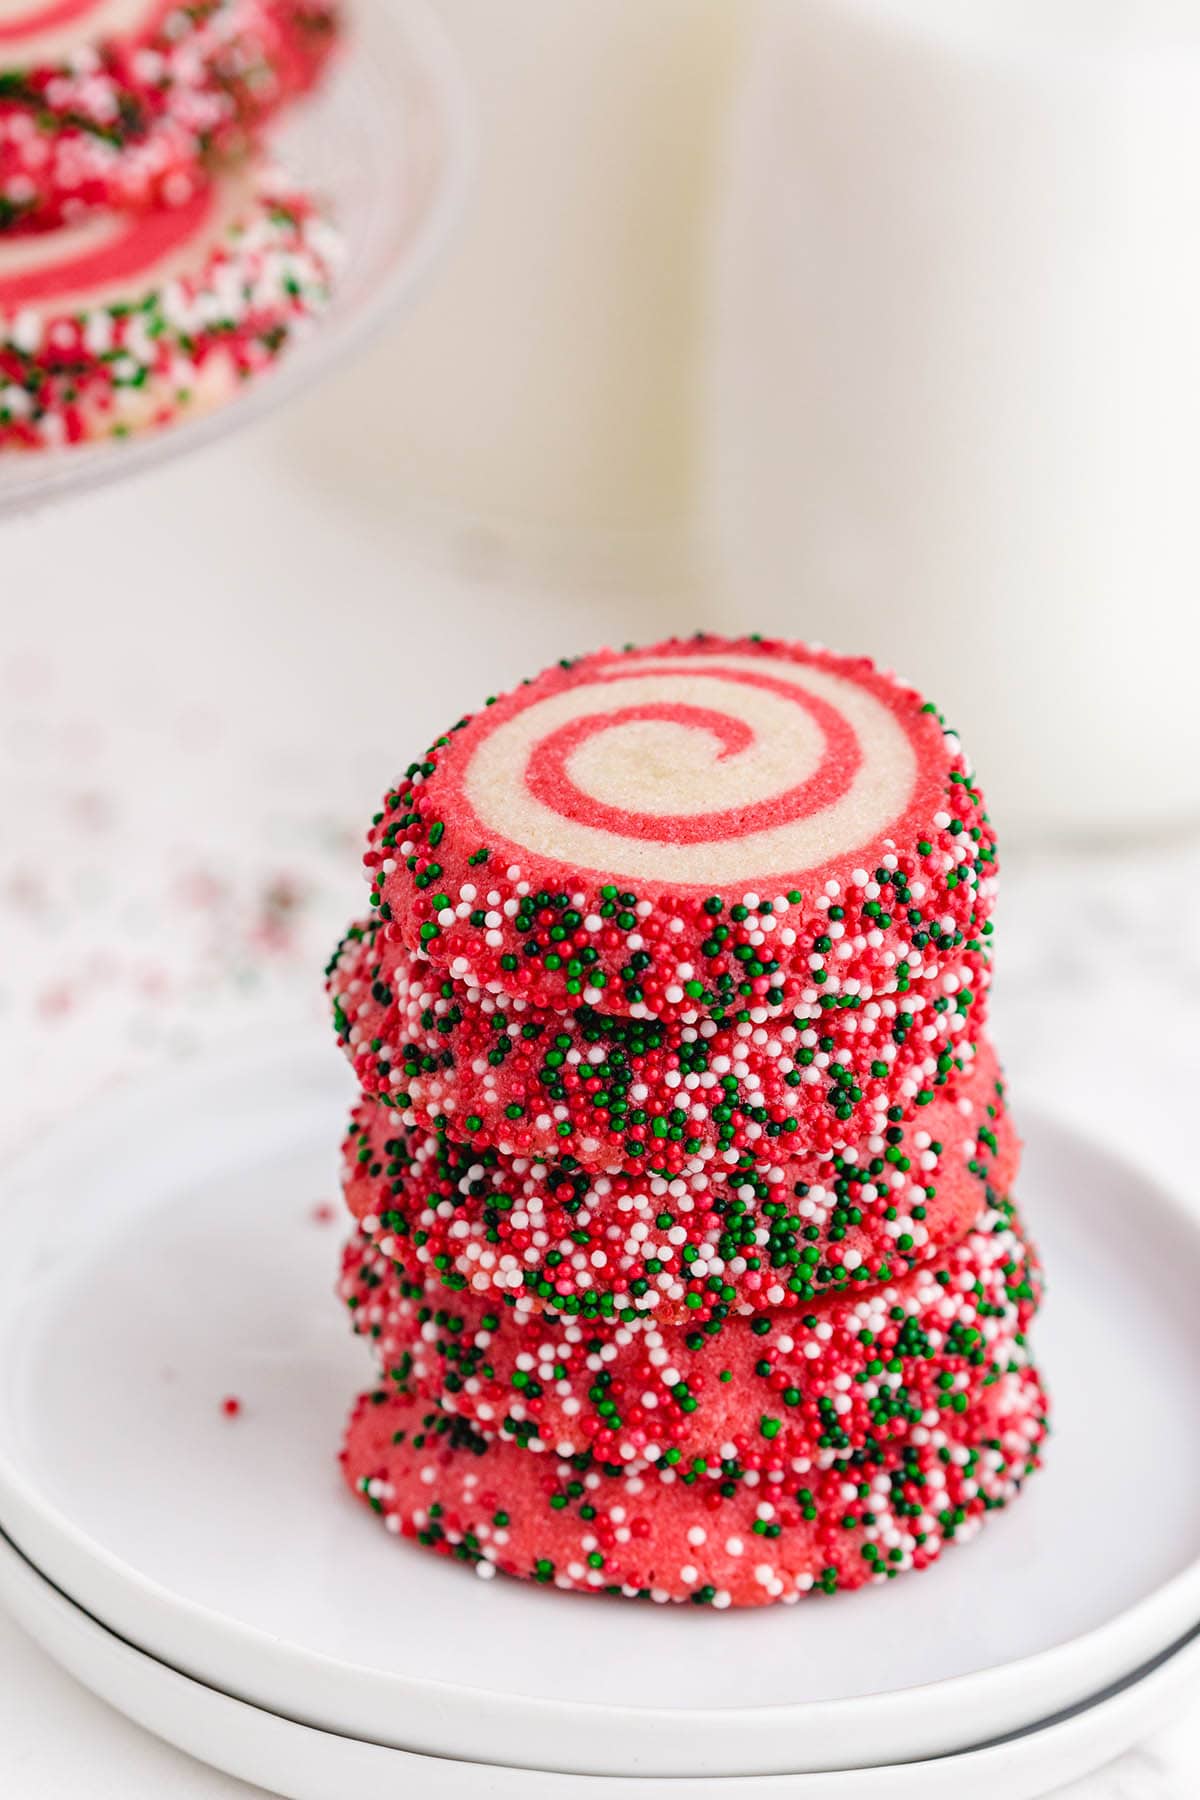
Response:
0,0,341,450
330,635,1048,1608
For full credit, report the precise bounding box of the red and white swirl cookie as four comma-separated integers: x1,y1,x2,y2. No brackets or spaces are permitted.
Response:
340,1042,1018,1323
0,0,153,63
0,157,338,446
341,1191,1047,1607
345,1356,1046,1607
341,1190,1040,1481
365,637,998,1026
0,0,339,233
329,917,990,1173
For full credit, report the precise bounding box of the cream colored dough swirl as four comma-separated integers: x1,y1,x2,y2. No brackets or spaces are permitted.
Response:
0,0,155,61
461,652,918,886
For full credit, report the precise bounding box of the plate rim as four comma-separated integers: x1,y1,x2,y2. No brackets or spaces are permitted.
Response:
2,1520,1199,1799
0,1041,1198,1778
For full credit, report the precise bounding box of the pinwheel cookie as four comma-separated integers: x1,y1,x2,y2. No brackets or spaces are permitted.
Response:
341,1190,1041,1478
364,636,997,1027
339,1042,1018,1322
0,0,339,233
329,917,989,1173
0,157,338,445
341,1195,1047,1607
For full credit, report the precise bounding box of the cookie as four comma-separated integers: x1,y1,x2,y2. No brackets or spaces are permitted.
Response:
330,916,988,1173
0,158,338,446
363,636,997,1025
340,1042,1017,1322
0,0,339,233
342,1189,1039,1477
341,1350,1048,1606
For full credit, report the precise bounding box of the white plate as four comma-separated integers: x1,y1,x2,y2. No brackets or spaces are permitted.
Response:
2,1524,1199,1800
0,0,473,521
0,1041,1198,1779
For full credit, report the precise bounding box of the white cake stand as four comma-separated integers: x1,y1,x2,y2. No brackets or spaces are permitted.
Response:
0,0,473,521
0,1038,1197,1784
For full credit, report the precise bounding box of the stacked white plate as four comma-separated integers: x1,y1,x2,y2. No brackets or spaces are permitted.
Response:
0,1041,1198,1799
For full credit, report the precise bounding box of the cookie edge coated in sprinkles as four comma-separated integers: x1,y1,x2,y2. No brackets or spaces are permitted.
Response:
365,634,998,1023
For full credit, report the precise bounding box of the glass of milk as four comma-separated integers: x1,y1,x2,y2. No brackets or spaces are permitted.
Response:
705,0,1200,839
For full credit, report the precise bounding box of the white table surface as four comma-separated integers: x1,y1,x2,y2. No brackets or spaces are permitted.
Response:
1,405,1198,1795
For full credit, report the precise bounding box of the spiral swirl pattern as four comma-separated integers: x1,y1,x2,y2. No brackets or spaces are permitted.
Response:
0,0,151,57
455,651,918,887
0,180,217,309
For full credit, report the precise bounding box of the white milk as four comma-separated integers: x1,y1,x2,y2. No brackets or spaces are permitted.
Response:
706,0,1200,838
